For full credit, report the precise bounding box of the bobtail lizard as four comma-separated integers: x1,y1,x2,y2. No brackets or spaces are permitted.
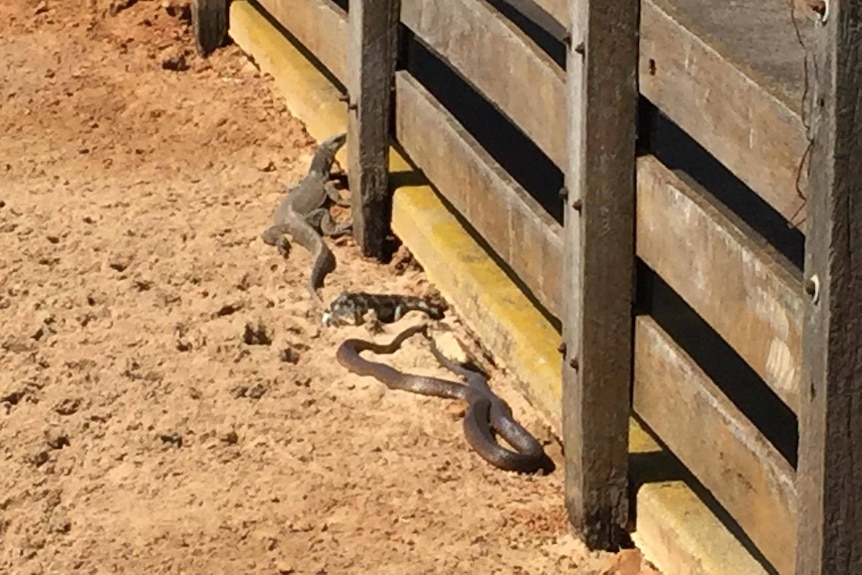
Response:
322,291,447,327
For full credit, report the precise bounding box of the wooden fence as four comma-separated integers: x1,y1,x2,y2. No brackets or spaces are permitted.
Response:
197,0,862,573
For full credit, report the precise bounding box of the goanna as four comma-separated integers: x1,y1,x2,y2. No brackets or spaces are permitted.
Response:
261,132,351,303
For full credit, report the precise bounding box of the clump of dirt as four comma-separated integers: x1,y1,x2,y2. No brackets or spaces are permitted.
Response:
0,0,659,573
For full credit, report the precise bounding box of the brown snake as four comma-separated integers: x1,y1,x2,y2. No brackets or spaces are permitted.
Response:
335,323,553,474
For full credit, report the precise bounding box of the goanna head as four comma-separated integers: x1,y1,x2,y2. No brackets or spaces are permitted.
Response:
321,132,347,152
309,132,347,175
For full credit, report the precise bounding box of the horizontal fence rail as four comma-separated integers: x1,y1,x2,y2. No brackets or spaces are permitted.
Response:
394,71,564,316
238,0,862,572
634,315,797,574
400,0,567,168
255,0,348,81
636,155,804,413
535,0,812,227
257,0,813,229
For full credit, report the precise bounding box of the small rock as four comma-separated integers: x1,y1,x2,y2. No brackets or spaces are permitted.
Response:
220,429,238,444
276,561,295,574
44,428,70,450
108,254,132,272
2,336,32,354
109,0,137,16
230,383,268,400
159,432,183,448
215,302,243,317
392,245,421,275
161,50,189,72
54,397,81,416
174,323,195,352
30,450,50,467
31,323,51,342
600,549,650,575
50,517,71,534
247,383,268,400
279,347,301,364
243,321,272,346
443,402,466,421
162,0,190,20
433,332,470,365
34,1,49,15
361,310,384,335
258,160,277,173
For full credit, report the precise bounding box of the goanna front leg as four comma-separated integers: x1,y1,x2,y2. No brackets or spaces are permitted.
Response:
325,180,351,208
261,224,292,257
305,208,352,238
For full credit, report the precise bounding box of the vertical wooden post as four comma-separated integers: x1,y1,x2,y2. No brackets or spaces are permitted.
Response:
561,0,639,549
346,0,401,259
795,1,862,573
191,0,227,57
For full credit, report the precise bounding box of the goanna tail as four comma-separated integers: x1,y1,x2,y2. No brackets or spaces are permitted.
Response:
308,239,336,301
286,217,335,302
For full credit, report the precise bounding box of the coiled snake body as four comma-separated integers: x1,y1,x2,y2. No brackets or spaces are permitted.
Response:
335,324,552,474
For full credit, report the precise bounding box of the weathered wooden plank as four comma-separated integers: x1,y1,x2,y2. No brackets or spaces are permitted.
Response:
634,316,798,575
255,0,348,82
658,0,814,108
640,0,810,227
561,0,638,549
346,0,399,258
796,2,862,573
530,0,567,26
394,71,563,316
533,0,819,103
400,0,567,168
501,0,568,39
636,155,804,413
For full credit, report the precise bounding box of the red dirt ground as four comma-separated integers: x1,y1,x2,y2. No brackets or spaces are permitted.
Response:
0,1,660,573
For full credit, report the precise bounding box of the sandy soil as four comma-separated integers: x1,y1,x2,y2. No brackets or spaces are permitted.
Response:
0,1,660,573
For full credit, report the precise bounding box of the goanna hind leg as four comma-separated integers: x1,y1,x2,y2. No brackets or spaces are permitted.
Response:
261,224,292,257
325,180,351,207
306,208,352,237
